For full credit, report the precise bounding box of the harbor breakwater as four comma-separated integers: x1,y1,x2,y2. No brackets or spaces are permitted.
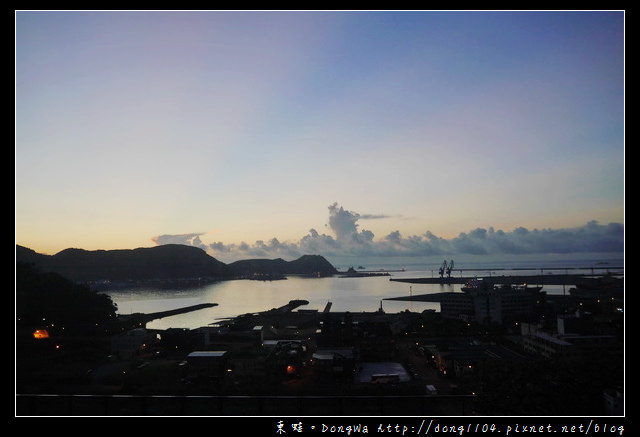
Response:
390,273,622,286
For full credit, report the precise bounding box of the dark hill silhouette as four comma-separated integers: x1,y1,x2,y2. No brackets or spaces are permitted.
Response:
16,244,228,283
228,254,337,277
16,244,338,286
16,262,117,329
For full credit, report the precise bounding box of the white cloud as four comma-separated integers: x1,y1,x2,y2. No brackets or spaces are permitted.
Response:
151,233,208,250
152,204,624,262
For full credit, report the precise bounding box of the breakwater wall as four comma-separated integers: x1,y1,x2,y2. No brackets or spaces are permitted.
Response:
117,303,218,327
390,273,619,286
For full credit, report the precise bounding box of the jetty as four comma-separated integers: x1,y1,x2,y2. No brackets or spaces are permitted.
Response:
263,299,310,314
390,274,595,286
390,265,623,286
116,303,218,329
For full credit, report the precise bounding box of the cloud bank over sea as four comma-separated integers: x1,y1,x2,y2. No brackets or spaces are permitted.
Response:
151,203,624,263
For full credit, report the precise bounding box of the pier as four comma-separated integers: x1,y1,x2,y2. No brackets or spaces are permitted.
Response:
390,274,598,286
116,303,218,329
391,265,623,286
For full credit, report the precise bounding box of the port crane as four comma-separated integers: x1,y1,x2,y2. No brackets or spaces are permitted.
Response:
438,260,454,278
446,260,454,277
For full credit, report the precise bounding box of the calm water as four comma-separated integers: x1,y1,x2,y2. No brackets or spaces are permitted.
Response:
103,254,624,330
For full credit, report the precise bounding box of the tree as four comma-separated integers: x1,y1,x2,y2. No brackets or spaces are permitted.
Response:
16,262,118,332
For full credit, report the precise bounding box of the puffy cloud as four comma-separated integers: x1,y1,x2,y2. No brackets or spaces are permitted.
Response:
327,202,361,241
152,204,624,262
151,232,208,249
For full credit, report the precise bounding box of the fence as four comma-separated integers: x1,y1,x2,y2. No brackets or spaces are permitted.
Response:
16,393,476,416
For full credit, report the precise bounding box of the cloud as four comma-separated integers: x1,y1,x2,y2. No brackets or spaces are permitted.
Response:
151,232,208,250
151,204,624,261
327,202,360,241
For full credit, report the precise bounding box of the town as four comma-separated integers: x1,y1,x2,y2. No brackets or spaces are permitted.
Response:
16,267,623,417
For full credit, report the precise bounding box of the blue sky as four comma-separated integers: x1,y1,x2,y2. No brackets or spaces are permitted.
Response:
15,11,624,261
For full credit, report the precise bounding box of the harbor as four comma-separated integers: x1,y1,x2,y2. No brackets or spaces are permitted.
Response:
17,260,624,416
390,263,623,286
389,273,619,286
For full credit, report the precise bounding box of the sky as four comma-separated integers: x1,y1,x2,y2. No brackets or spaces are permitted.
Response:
15,10,624,263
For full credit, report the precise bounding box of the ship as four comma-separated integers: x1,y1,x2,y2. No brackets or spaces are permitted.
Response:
461,278,542,293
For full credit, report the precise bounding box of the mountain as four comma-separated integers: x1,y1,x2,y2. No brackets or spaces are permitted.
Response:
228,254,337,278
15,245,338,286
16,244,228,283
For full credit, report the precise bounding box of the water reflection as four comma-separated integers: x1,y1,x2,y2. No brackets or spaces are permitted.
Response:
104,259,622,330
105,275,443,330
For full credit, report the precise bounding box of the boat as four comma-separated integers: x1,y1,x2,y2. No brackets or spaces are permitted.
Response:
461,278,489,292
498,283,543,292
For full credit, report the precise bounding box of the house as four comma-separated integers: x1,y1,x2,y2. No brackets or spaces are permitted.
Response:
311,347,356,377
110,328,157,359
186,350,229,379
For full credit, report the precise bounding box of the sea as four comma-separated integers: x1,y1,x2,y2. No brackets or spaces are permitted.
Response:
102,253,624,331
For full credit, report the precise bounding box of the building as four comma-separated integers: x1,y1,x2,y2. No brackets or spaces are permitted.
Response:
467,285,538,324
521,319,619,362
357,362,411,383
603,387,624,415
110,328,158,359
311,347,357,378
438,293,474,321
186,350,229,379
522,331,574,360
437,284,539,324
